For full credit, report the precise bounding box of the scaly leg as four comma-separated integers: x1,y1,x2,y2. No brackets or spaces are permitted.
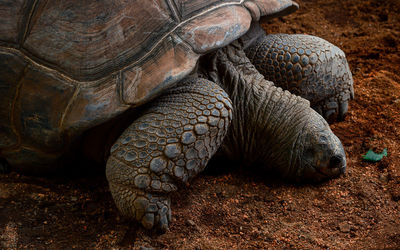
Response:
106,77,232,231
246,33,354,123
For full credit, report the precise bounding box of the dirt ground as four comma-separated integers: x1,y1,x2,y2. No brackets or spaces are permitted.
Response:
1,0,400,249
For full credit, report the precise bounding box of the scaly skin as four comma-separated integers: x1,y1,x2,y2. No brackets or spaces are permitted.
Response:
107,42,347,231
245,33,354,123
199,41,346,180
106,78,232,231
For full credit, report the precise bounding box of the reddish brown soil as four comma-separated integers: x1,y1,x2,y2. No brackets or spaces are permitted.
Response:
1,0,400,249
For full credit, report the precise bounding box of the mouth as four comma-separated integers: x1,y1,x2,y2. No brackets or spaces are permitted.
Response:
318,164,346,178
300,159,346,182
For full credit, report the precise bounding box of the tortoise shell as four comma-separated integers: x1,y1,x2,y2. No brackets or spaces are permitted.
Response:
0,0,298,167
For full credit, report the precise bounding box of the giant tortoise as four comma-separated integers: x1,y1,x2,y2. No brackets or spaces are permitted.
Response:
0,0,353,231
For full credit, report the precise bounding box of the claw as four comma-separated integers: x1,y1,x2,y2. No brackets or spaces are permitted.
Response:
324,109,338,123
139,196,171,231
142,213,155,229
312,96,351,123
158,213,169,232
338,100,349,121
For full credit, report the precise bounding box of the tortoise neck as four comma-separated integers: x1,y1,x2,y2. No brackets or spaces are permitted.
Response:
238,22,266,50
198,43,310,171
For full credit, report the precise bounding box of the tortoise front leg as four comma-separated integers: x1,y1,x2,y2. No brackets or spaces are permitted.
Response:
106,77,232,231
245,33,354,123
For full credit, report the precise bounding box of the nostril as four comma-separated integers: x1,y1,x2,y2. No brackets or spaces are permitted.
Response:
329,155,344,168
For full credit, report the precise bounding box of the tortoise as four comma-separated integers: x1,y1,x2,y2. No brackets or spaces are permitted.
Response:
0,0,353,231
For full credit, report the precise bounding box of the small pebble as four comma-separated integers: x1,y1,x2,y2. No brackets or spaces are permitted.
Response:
139,246,154,250
339,222,351,233
379,173,389,183
186,219,200,231
186,219,196,226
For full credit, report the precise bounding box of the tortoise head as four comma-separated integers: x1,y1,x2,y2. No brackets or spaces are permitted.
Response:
292,113,346,182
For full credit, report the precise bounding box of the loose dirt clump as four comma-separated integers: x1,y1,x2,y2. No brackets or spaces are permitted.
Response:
1,0,400,248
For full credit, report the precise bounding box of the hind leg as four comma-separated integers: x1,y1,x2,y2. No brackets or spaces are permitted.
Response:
106,77,232,231
246,33,354,123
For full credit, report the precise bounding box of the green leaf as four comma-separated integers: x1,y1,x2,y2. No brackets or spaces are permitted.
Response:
362,148,388,162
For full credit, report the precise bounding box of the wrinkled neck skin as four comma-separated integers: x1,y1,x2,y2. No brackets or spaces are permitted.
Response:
238,22,266,50
198,41,310,177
